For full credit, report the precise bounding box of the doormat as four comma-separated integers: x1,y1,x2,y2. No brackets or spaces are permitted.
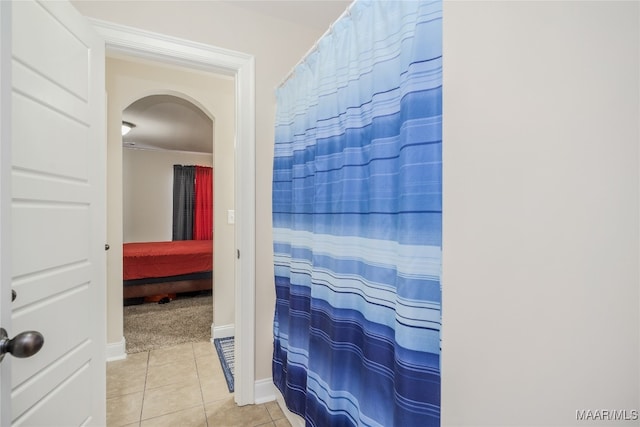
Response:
214,336,234,392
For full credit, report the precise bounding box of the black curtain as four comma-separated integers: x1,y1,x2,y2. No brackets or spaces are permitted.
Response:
172,165,195,240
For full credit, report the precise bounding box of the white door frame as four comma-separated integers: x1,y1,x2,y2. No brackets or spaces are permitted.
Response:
91,19,256,406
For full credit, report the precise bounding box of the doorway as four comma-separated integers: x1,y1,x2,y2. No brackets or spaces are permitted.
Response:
96,20,256,405
120,91,216,352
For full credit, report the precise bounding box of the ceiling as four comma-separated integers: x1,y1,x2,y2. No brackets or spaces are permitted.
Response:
121,1,352,154
223,1,351,31
123,95,214,153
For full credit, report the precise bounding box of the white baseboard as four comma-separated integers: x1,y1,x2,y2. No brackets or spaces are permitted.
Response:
106,337,126,362
275,388,304,427
254,378,277,404
213,323,234,339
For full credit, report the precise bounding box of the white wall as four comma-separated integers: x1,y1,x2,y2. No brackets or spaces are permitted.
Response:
122,148,213,243
72,1,335,380
442,2,639,425
81,1,640,420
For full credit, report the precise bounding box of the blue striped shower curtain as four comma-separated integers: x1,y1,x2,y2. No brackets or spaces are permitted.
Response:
272,1,442,425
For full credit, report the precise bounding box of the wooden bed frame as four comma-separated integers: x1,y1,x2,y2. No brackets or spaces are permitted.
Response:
123,277,212,299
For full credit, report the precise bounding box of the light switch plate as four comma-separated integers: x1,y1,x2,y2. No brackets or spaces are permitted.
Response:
227,209,235,224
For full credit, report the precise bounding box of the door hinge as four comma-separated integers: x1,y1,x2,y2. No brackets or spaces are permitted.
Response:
237,249,240,259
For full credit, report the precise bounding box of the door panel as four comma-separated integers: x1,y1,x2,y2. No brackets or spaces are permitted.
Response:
12,0,89,101
13,360,92,426
11,332,92,419
12,262,91,311
12,60,89,125
12,285,91,385
12,205,89,275
8,1,105,425
13,92,89,179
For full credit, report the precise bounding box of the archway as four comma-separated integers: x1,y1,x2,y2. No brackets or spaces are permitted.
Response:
121,93,217,352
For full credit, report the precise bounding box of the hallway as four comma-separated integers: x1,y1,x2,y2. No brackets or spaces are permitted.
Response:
106,341,291,426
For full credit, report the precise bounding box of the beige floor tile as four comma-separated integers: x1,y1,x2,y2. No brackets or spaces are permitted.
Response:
192,340,215,358
204,398,272,427
140,405,207,427
274,418,293,427
195,353,224,378
107,370,147,399
107,352,149,393
107,391,143,427
145,357,198,390
107,353,149,398
264,400,285,421
148,343,194,367
109,352,150,372
141,377,203,420
199,374,233,403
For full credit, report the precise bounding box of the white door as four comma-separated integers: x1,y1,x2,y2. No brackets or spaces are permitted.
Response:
0,0,106,425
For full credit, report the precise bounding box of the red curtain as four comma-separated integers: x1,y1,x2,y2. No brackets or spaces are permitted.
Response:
193,166,213,240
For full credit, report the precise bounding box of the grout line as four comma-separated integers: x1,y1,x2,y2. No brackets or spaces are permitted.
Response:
120,342,223,425
139,350,150,425
192,342,211,427
136,404,206,426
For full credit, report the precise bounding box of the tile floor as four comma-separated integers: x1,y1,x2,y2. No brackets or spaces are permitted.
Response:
107,341,292,427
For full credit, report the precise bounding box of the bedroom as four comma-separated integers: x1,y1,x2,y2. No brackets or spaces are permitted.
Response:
107,55,237,353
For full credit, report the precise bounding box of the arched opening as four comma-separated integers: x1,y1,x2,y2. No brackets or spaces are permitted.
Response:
121,93,216,353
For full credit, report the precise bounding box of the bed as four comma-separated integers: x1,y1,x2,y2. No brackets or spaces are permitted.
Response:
123,240,213,300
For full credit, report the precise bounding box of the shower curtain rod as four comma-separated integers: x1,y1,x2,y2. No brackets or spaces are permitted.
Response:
276,1,355,89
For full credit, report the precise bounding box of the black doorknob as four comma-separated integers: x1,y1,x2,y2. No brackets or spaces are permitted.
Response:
0,328,44,362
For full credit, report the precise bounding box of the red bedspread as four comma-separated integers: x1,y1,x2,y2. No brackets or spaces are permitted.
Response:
123,240,213,280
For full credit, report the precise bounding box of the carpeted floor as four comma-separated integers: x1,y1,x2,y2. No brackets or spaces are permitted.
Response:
123,292,213,354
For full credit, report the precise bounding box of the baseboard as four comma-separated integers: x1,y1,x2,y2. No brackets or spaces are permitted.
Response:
275,388,305,427
213,323,234,339
106,336,126,362
254,378,277,404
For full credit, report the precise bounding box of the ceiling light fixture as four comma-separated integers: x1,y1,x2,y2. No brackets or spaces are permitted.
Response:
121,121,136,136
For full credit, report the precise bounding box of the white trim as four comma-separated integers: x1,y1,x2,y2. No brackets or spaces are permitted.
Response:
276,390,305,427
212,323,235,339
234,51,257,408
254,378,277,405
123,145,214,158
90,20,246,76
90,18,256,406
105,337,127,362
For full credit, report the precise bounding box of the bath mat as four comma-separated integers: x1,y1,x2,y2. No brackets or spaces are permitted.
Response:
214,336,234,392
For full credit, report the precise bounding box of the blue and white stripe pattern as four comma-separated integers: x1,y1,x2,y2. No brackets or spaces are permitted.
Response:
272,1,442,425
